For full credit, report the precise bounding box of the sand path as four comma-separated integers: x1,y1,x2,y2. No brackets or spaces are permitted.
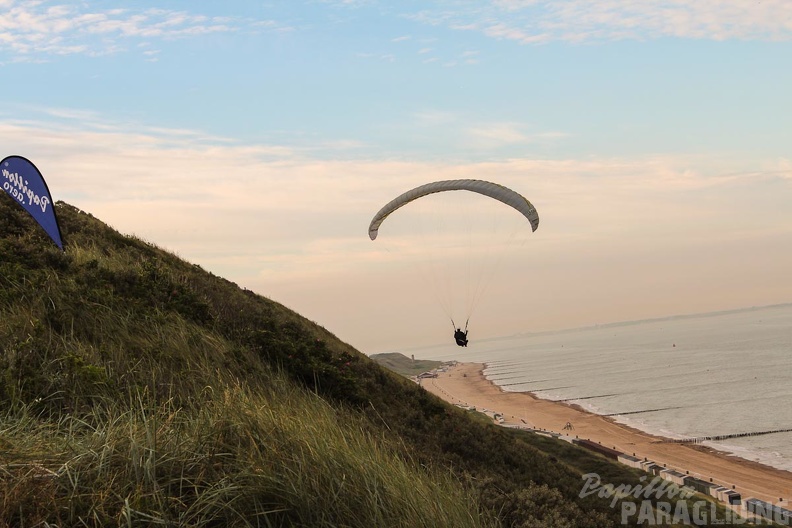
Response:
423,362,792,506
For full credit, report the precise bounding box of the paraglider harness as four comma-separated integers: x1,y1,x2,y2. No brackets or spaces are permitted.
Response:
452,319,469,347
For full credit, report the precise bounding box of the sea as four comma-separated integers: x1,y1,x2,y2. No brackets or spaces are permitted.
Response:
410,303,792,473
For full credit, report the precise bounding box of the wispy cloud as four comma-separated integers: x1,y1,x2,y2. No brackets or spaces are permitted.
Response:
2,114,790,349
355,51,396,62
2,113,787,245
407,111,568,149
466,123,570,148
407,1,792,44
0,1,286,60
467,122,534,145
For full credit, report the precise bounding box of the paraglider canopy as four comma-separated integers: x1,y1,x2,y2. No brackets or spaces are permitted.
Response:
368,179,539,241
368,179,539,343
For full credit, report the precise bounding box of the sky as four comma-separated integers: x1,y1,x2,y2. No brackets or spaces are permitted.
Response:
1,0,791,354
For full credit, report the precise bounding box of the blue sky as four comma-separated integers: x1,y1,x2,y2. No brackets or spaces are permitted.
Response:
1,0,791,353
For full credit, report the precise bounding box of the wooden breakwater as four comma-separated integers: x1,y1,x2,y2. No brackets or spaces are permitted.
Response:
656,427,792,444
603,406,683,416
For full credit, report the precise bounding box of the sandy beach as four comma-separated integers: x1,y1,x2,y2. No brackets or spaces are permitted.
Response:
422,362,792,507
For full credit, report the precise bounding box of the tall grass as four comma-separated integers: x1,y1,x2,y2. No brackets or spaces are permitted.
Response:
1,374,492,527
1,200,636,527
0,204,492,526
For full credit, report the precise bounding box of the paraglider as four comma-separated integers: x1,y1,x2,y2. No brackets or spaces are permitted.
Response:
454,327,468,347
369,179,539,346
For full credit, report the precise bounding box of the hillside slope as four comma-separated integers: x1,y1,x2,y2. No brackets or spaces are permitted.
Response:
1,197,627,527
369,352,443,377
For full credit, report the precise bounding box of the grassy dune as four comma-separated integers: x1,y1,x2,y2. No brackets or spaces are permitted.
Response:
2,381,487,527
0,195,719,527
369,352,444,377
0,199,494,527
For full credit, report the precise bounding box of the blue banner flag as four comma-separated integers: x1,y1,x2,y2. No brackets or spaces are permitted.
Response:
1,155,64,250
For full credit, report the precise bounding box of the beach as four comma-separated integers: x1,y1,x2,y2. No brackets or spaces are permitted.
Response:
422,362,792,507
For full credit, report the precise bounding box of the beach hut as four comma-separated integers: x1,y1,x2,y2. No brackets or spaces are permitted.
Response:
639,460,657,472
617,454,643,469
572,439,621,460
686,477,717,496
723,490,741,506
660,469,689,487
710,486,728,500
641,463,660,475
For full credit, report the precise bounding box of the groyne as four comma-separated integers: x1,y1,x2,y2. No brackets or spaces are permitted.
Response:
657,427,792,444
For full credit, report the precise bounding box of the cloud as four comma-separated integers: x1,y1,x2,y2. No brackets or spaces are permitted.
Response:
407,1,792,44
355,51,396,62
412,110,458,125
466,122,566,147
467,122,530,145
0,1,285,59
2,114,790,350
407,113,568,149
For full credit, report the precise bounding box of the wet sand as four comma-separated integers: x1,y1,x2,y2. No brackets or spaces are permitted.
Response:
422,362,792,506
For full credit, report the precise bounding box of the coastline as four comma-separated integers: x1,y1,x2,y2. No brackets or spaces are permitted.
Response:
422,362,792,506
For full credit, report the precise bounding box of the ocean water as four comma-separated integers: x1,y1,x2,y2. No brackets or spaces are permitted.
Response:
411,304,792,472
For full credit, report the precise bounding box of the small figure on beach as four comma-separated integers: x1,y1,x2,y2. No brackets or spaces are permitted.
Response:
563,421,574,431
454,328,468,347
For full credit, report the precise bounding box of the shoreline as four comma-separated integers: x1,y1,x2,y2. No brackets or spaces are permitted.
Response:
422,362,792,506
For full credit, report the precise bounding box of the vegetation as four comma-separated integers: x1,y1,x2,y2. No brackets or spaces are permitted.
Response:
369,352,444,377
0,196,730,527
